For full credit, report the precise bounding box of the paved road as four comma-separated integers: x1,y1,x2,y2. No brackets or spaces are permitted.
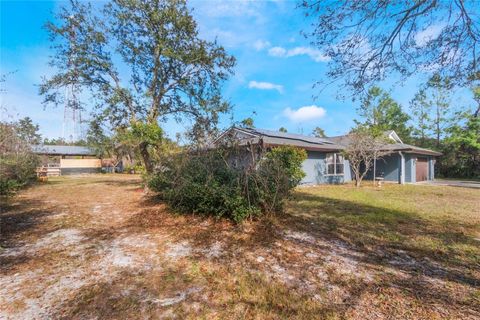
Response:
419,179,480,189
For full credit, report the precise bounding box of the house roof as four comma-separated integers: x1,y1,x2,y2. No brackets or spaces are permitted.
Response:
324,133,442,156
380,143,443,156
215,127,344,151
215,127,442,156
31,145,96,156
242,128,334,145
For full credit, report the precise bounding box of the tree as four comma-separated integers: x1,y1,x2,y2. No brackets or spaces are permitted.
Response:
302,1,479,96
86,120,135,173
409,89,432,146
278,127,287,133
0,121,39,195
43,137,87,146
312,126,326,138
409,74,452,147
240,117,254,128
15,117,42,144
342,129,390,187
473,86,480,118
40,0,235,174
355,87,412,141
440,108,480,178
427,75,451,147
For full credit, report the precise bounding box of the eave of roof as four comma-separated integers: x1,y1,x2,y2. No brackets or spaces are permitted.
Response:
382,143,442,156
325,135,441,156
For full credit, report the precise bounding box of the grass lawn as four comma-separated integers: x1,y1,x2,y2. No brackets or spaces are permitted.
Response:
289,184,480,269
1,175,479,319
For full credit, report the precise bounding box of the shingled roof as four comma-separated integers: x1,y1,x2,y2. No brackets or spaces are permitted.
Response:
215,127,344,151
323,133,442,156
215,127,442,156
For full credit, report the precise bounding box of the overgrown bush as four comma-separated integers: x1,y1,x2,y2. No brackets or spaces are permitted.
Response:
0,122,39,196
148,145,306,222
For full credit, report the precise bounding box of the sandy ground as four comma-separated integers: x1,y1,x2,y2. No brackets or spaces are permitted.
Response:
1,175,479,319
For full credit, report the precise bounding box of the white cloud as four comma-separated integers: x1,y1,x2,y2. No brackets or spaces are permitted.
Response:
253,39,271,51
415,24,445,47
248,80,283,93
268,46,330,62
268,46,287,57
283,105,326,122
191,0,264,19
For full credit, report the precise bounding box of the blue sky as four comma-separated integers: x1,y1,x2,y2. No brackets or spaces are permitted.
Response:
0,0,475,140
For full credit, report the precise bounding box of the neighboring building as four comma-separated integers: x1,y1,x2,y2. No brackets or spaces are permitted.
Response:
213,127,441,185
31,145,101,175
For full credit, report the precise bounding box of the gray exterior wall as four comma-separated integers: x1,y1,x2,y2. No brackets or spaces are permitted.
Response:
300,151,351,185
299,151,436,185
60,168,101,175
231,147,435,186
405,154,415,183
368,153,401,183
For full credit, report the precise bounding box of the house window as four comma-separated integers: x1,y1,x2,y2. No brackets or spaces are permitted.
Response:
326,153,344,175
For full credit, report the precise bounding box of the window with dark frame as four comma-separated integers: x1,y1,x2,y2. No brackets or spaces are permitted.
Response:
326,153,344,175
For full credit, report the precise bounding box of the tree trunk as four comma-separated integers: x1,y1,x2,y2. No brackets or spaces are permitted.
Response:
436,106,441,147
139,142,153,174
355,171,361,187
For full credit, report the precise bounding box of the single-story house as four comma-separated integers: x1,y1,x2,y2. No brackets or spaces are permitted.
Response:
213,127,442,185
31,145,102,175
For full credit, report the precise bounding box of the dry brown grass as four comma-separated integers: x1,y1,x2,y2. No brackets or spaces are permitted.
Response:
1,175,479,319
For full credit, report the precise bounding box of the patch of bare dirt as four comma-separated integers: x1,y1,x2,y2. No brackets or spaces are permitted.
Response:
1,175,478,319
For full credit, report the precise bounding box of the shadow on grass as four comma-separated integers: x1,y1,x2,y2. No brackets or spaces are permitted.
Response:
285,191,480,287
113,190,480,316
126,195,282,259
0,198,59,270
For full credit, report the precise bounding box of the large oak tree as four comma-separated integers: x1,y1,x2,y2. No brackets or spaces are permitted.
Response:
40,0,235,173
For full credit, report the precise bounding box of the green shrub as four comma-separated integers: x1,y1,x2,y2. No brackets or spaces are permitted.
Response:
0,123,39,196
148,146,306,222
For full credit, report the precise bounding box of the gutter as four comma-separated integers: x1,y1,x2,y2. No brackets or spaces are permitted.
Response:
399,151,405,184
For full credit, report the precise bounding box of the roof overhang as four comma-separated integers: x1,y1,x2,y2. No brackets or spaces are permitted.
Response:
402,149,442,156
31,145,97,156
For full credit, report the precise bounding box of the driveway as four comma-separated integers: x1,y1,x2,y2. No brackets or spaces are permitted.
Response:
419,179,480,189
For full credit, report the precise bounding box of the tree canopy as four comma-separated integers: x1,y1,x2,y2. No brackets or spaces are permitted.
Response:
302,1,479,96
15,117,42,144
409,74,452,147
312,126,326,138
240,117,255,128
355,87,412,141
40,0,235,172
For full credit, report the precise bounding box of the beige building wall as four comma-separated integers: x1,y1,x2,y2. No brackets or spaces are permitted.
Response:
60,158,101,168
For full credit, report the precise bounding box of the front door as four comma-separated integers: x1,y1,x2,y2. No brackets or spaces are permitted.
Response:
416,158,429,182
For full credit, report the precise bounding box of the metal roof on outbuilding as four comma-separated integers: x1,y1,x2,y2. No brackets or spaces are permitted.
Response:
31,145,97,156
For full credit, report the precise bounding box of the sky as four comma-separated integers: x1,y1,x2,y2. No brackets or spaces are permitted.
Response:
0,0,475,140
